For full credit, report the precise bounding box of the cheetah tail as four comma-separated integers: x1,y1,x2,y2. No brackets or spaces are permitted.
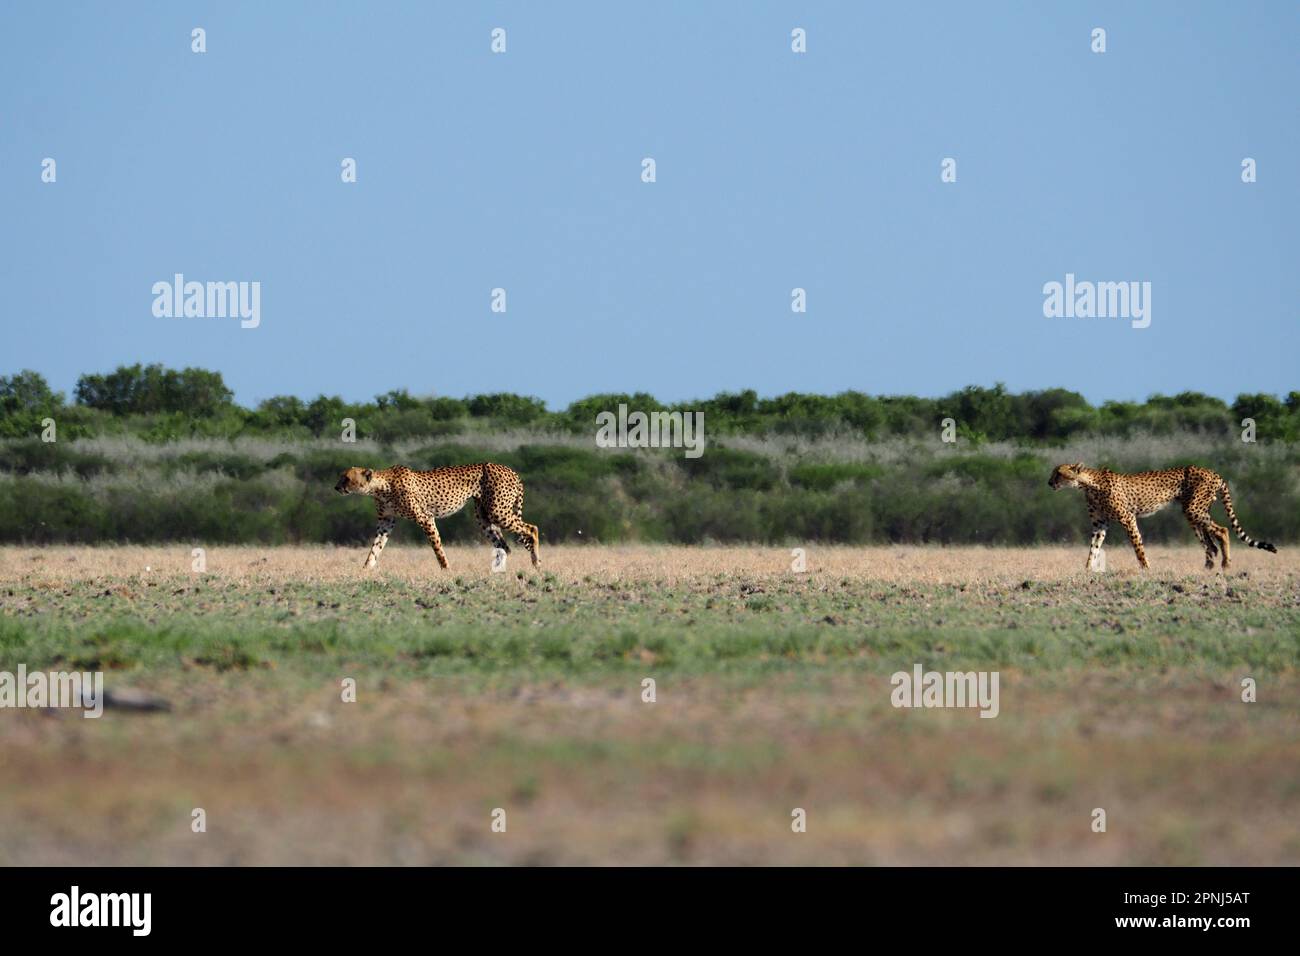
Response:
1220,480,1278,553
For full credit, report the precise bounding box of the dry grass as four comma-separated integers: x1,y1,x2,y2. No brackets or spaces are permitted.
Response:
3,541,1295,585
3,671,1296,866
1,545,1296,866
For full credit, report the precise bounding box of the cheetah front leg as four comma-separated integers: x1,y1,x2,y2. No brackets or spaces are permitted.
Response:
1086,520,1108,571
414,513,451,569
1118,514,1149,569
1083,497,1108,571
364,517,396,569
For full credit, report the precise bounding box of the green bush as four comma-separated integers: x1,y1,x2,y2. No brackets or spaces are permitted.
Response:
0,439,114,478
787,462,882,491
0,437,1296,546
677,447,776,491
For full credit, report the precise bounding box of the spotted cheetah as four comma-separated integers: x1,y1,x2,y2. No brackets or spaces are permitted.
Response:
1048,463,1277,570
334,462,540,570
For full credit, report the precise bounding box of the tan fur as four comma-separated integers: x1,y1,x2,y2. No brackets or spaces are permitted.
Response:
1048,463,1277,570
335,463,540,570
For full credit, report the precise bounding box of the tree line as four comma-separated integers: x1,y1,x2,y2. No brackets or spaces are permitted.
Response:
2,364,1299,443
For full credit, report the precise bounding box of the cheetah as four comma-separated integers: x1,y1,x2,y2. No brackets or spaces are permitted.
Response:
334,462,540,570
1048,463,1277,570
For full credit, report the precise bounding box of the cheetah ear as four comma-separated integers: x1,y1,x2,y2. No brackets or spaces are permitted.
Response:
1072,462,1084,471
363,468,374,482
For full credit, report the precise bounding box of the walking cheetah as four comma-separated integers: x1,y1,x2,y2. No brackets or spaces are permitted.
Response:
334,462,540,570
1048,463,1277,570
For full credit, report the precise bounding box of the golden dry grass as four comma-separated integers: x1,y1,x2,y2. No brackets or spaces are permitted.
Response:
3,541,1295,585
1,544,1297,865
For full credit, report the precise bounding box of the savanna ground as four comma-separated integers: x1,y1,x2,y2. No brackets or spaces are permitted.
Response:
1,543,1297,865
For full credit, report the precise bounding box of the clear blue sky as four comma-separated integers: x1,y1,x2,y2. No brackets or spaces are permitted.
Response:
2,1,1296,409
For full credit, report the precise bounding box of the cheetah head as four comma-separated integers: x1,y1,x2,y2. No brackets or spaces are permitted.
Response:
1048,463,1086,490
334,467,375,495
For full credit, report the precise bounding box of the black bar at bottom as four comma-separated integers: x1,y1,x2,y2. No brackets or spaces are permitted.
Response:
0,866,1284,942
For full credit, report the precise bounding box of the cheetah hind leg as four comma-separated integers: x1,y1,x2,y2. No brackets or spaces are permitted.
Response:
1193,522,1218,570
1183,504,1219,570
1205,520,1231,570
498,511,540,568
475,501,510,554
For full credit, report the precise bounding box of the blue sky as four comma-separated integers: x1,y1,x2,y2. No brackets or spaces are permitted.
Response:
1,1,1296,409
